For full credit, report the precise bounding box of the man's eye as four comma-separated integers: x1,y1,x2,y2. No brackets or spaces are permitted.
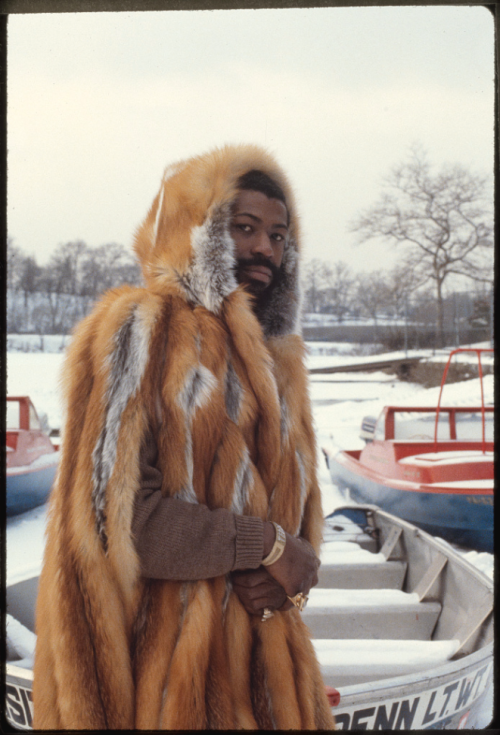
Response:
272,233,284,242
237,224,252,233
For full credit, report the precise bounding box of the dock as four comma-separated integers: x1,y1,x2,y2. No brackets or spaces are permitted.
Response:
309,355,423,375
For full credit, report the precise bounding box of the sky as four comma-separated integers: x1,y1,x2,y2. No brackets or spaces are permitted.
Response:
7,6,495,279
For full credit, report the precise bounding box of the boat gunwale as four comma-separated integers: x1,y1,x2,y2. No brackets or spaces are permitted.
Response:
327,445,494,496
329,505,494,591
331,640,493,713
7,455,60,477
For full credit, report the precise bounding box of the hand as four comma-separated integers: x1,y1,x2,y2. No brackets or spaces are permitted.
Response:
263,524,320,599
231,568,292,616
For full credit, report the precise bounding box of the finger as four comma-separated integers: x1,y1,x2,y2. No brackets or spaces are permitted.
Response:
231,570,273,588
231,576,266,589
252,589,287,608
251,590,287,607
232,581,282,598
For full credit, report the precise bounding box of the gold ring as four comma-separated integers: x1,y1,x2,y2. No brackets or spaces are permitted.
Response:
261,607,274,622
286,592,308,611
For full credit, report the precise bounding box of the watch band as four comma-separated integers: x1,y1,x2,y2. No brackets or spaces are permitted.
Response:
262,522,286,566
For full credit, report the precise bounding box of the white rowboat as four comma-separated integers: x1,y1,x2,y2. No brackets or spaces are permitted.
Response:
308,504,493,729
5,504,493,729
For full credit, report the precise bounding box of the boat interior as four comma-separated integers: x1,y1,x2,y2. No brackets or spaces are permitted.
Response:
304,506,493,689
6,506,494,697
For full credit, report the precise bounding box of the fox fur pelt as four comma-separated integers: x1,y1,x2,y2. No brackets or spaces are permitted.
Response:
33,144,335,730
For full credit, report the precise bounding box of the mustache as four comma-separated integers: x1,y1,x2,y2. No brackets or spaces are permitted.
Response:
235,256,281,280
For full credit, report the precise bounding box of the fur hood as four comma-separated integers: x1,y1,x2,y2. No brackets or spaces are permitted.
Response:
133,144,302,337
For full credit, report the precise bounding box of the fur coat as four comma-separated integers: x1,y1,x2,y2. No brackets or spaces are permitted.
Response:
33,144,335,730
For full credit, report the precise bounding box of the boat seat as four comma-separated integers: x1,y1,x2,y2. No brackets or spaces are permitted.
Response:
319,542,408,590
313,638,460,688
318,560,407,590
400,450,493,466
303,588,441,640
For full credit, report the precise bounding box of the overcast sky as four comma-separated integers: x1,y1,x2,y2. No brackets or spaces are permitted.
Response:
7,6,495,278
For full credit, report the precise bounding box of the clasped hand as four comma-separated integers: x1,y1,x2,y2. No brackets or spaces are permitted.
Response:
231,533,320,616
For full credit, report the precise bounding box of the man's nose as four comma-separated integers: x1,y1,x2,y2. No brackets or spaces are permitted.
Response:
251,231,273,259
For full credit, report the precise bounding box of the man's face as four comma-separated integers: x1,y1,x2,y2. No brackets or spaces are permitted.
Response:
230,190,288,294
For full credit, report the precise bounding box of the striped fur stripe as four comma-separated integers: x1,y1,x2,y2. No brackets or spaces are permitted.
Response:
92,305,151,548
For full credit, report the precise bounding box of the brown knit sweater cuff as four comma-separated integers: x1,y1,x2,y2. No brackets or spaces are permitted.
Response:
233,515,265,570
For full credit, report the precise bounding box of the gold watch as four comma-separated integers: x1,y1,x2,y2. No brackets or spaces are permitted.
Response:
262,522,286,566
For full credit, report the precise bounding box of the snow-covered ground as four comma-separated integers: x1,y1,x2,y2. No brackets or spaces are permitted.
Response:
7,342,494,582
6,342,494,726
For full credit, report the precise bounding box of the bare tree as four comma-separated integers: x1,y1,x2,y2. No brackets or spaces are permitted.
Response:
19,256,42,308
351,146,493,346
32,304,53,350
325,261,354,322
7,238,25,291
7,238,142,335
7,239,27,331
355,271,390,338
385,263,425,321
47,240,90,296
302,259,332,314
81,242,142,303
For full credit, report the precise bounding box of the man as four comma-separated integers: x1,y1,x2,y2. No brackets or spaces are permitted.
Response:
33,145,336,730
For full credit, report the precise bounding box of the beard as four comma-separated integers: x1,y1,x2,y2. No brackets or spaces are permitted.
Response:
235,256,282,295
235,256,284,323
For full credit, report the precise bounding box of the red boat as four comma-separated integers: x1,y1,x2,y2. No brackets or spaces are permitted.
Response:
6,397,59,516
323,349,494,552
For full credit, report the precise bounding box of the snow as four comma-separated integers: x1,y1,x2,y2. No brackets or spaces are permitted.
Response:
460,550,494,580
7,503,48,587
8,450,60,475
6,615,37,669
313,638,461,678
7,352,65,432
321,547,389,565
307,348,428,372
7,334,70,353
307,588,420,607
6,343,494,579
428,479,494,489
400,451,493,465
5,342,494,723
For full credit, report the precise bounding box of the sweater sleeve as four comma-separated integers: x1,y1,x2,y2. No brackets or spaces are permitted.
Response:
131,427,265,580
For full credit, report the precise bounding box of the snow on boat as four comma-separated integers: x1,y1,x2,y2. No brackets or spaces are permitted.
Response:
308,505,493,729
323,349,494,552
5,503,493,729
6,396,59,517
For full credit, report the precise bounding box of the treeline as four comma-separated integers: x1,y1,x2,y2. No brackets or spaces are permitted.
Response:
7,239,493,349
7,239,142,334
301,258,493,349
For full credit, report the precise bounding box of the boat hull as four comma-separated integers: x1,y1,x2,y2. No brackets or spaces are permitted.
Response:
327,450,493,552
6,462,57,517
332,643,492,730
5,644,492,731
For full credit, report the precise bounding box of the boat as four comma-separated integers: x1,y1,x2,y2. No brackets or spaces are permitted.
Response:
5,503,493,729
322,348,494,552
309,504,493,729
6,396,59,516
